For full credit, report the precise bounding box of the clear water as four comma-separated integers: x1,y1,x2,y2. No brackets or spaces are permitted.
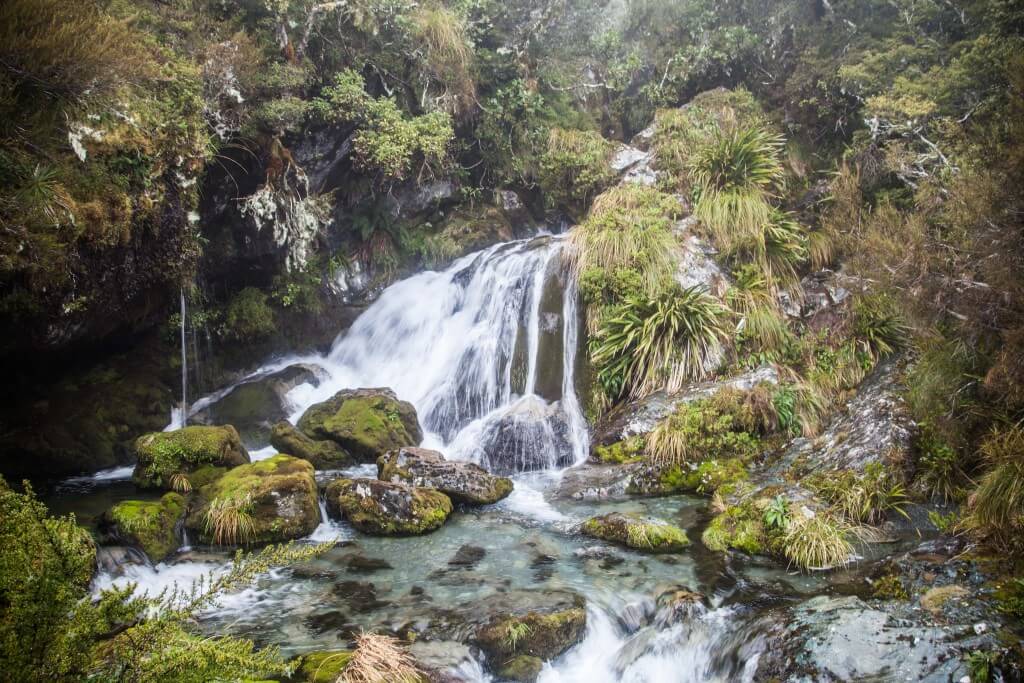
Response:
54,234,871,681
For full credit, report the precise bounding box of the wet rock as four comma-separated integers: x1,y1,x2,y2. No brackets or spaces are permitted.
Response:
555,461,637,500
297,387,422,462
448,544,486,568
332,580,391,613
324,477,452,536
422,204,516,269
496,655,544,682
778,269,856,321
100,492,185,563
581,512,689,553
653,587,708,627
192,364,325,447
377,447,513,505
592,366,778,447
474,396,576,474
674,230,729,297
95,545,147,573
920,584,969,615
474,595,587,676
616,598,656,634
409,640,478,682
756,595,990,682
132,425,249,490
185,454,319,545
345,553,393,573
270,420,352,469
385,179,455,218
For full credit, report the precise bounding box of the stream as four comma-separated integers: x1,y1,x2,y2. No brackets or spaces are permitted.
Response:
49,233,892,681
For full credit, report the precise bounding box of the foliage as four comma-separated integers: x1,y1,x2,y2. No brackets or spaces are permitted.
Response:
807,463,910,525
504,621,533,650
538,128,614,215
781,510,855,571
852,293,910,359
763,495,790,532
412,3,475,117
222,287,276,341
871,573,908,601
964,426,1024,551
590,285,730,401
203,493,257,546
340,632,421,683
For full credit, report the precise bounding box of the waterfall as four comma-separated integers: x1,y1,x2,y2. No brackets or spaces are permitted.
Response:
179,288,188,427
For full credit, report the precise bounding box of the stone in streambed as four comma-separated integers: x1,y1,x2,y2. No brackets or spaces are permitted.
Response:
297,388,422,461
184,454,319,545
132,425,249,490
448,544,486,568
581,512,689,553
100,492,185,563
270,421,352,469
497,655,544,682
475,597,587,679
324,477,451,536
377,447,513,505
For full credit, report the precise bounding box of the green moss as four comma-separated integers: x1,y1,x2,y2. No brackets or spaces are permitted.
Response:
538,128,615,215
581,512,689,553
871,573,909,601
105,492,185,562
477,606,587,662
496,654,543,682
292,649,352,682
221,287,276,341
270,421,352,469
593,436,645,464
325,478,452,536
133,426,249,489
298,390,421,461
636,458,748,497
702,504,765,554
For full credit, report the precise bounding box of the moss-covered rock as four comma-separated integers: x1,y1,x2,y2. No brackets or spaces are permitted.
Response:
475,600,587,672
185,455,319,545
496,654,544,682
297,388,422,462
581,512,689,553
419,204,515,269
377,447,513,505
288,649,352,682
592,436,645,464
627,458,747,497
271,421,352,469
132,425,249,490
101,492,185,563
324,478,451,536
701,503,765,555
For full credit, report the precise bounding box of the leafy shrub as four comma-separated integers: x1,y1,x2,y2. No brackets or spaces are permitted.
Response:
763,495,791,531
853,293,910,359
539,128,614,214
590,285,729,401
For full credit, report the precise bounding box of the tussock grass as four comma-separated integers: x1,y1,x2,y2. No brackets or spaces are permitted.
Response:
781,510,854,571
965,426,1024,549
340,632,420,683
203,494,256,546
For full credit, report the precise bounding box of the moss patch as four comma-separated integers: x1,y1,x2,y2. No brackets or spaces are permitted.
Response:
270,421,352,469
593,436,645,464
581,512,689,553
324,478,451,536
476,604,587,663
132,425,249,489
103,492,185,562
629,458,748,497
298,389,422,461
701,503,765,555
290,649,352,682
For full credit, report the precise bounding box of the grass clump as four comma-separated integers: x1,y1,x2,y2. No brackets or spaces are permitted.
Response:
852,293,910,359
340,632,420,683
539,128,615,215
590,285,729,401
503,621,533,650
964,425,1024,551
203,493,257,546
807,462,910,525
781,509,855,571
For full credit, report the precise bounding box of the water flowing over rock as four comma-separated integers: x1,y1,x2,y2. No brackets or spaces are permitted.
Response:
377,447,512,505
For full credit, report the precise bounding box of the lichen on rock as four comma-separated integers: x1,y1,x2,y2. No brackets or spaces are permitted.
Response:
377,447,512,505
324,477,451,536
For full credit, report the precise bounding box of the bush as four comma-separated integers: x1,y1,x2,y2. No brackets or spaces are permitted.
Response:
538,128,615,215
590,285,729,401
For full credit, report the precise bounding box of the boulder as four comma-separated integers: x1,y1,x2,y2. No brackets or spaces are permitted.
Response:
324,478,451,536
377,447,513,505
475,596,587,679
297,388,422,462
185,454,319,545
132,425,249,490
581,512,689,553
270,421,352,469
288,649,352,683
474,395,575,474
192,364,325,447
100,492,185,563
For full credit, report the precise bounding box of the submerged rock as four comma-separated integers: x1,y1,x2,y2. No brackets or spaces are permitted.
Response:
581,512,689,553
270,420,352,469
377,447,513,505
324,477,452,536
297,388,422,462
192,364,325,447
185,454,319,545
100,492,185,563
474,595,587,680
132,425,249,490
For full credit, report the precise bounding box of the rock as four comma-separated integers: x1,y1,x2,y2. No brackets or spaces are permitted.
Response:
616,598,656,634
185,454,319,545
385,179,455,218
581,512,689,553
345,553,393,573
675,231,729,297
422,204,516,269
627,458,747,497
324,478,452,536
778,269,855,321
132,425,250,490
756,595,990,682
653,587,708,627
592,366,779,447
496,655,544,682
270,420,352,469
555,461,637,500
192,364,325,447
100,492,185,563
474,395,575,474
475,597,587,674
297,388,422,462
289,649,352,683
377,447,513,505
448,544,486,568
920,585,969,615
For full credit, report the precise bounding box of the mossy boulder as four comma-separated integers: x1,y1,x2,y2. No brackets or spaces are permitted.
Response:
101,492,185,563
185,455,319,545
324,478,451,536
271,421,352,469
288,649,352,682
377,447,513,505
475,599,587,677
297,388,422,462
701,503,765,555
132,425,249,490
581,512,689,553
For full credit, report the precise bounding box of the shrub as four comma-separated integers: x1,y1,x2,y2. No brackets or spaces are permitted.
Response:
590,285,729,401
914,430,965,502
539,128,615,214
965,426,1024,550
